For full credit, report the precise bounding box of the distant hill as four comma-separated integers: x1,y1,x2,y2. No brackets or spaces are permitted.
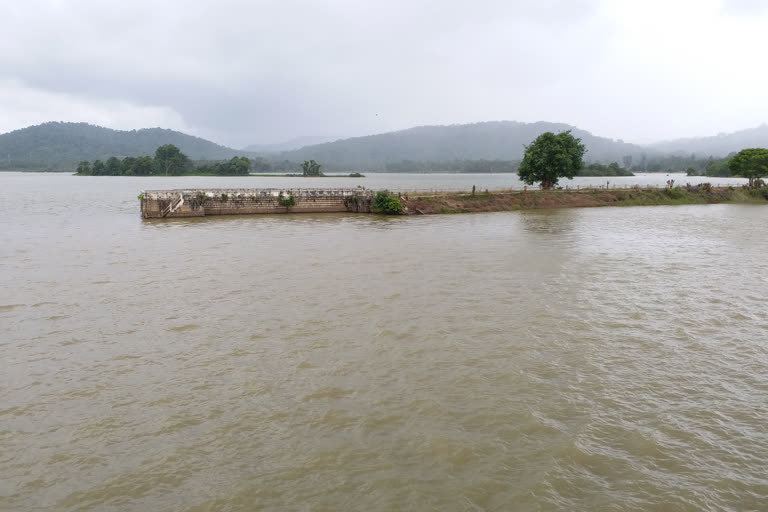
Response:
0,122,251,170
279,121,646,171
243,135,342,153
4,120,766,173
649,124,768,157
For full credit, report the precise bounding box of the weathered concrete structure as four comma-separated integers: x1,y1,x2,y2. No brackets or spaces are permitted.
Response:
140,188,374,218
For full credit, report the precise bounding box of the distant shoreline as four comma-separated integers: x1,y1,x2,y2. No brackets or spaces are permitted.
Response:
249,173,365,178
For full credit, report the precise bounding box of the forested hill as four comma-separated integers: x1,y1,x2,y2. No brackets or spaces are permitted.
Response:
279,121,645,171
649,124,768,157
242,135,341,153
5,120,765,173
0,122,249,170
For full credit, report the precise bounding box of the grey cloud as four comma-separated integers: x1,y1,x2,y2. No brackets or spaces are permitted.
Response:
721,0,768,14
1,0,766,146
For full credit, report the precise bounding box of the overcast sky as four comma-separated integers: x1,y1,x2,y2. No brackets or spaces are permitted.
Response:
2,0,767,148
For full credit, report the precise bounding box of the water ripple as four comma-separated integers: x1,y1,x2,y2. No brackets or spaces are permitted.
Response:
2,176,768,510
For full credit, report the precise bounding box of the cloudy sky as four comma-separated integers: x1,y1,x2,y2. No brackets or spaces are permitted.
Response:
1,0,767,148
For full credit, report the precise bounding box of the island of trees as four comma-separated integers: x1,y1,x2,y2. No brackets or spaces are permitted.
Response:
76,144,255,176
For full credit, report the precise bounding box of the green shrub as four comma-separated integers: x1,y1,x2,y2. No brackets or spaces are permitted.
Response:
221,193,228,202
372,190,404,215
663,187,685,200
137,194,144,202
278,191,296,208
748,187,768,200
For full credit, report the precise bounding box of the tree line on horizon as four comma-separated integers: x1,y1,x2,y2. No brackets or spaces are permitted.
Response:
4,120,768,175
3,121,764,175
76,144,258,176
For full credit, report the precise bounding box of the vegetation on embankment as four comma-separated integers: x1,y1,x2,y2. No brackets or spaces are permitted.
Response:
401,185,768,215
372,190,405,214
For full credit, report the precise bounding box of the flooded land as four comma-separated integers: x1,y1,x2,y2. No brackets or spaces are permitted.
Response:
2,172,767,511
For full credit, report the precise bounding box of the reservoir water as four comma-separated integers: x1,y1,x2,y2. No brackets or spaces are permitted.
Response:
2,172,767,511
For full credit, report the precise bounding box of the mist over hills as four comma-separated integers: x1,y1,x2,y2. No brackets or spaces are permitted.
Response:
648,124,768,156
278,121,645,171
242,136,342,153
1,120,766,172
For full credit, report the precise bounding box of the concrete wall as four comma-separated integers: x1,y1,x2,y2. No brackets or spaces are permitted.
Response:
141,188,374,218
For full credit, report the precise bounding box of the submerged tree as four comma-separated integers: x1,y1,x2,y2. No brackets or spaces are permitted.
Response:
300,159,323,176
92,159,105,176
105,156,121,175
224,156,251,175
518,131,586,189
728,148,768,187
76,161,91,175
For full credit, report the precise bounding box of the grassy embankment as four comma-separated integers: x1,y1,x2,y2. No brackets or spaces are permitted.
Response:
402,185,768,214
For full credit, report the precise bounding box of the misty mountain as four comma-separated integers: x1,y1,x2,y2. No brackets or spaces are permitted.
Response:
649,124,768,157
243,135,342,153
3,120,766,173
0,122,252,170
279,121,646,171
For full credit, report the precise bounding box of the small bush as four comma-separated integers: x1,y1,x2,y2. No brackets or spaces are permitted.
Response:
278,192,296,208
137,194,144,202
663,187,685,200
221,193,228,202
372,190,404,215
748,187,768,200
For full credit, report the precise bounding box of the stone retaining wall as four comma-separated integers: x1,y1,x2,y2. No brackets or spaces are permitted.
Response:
140,188,374,218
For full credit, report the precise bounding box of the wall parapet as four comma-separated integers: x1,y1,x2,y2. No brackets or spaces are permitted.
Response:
140,188,374,218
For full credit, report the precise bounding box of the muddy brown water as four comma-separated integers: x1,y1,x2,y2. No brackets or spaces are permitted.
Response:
1,173,767,511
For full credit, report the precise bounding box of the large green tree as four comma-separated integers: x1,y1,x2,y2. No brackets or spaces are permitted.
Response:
300,159,323,176
134,156,155,176
121,156,137,175
728,148,768,187
518,131,586,189
154,144,190,176
76,161,91,175
92,159,105,176
105,156,121,175
221,156,251,175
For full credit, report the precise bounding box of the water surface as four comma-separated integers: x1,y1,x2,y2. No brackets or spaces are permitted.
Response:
1,172,767,511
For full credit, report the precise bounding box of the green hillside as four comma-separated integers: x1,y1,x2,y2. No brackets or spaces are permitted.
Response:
0,122,250,171
279,121,646,171
3,119,764,174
